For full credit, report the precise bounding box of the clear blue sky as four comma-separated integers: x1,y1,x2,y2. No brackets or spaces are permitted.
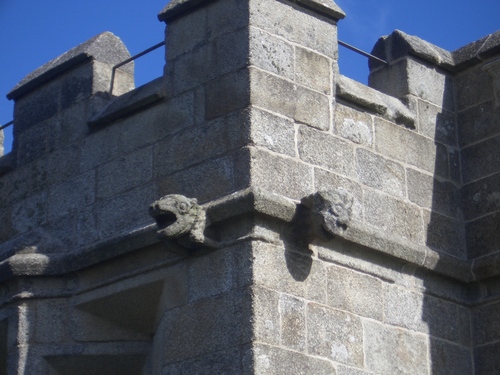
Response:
1,0,499,153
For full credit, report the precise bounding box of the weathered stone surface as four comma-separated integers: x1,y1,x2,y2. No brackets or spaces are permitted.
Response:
250,147,313,200
298,126,354,177
423,210,466,258
280,294,306,351
356,149,406,198
205,69,250,120
364,189,423,243
473,300,500,345
363,320,428,375
474,342,500,375
462,172,500,221
295,46,332,94
249,107,296,157
249,0,341,58
455,65,494,111
407,168,460,218
417,100,457,146
461,135,500,183
250,68,330,131
458,100,500,147
429,338,473,375
245,343,336,375
253,287,280,346
307,303,363,366
249,26,294,80
163,348,242,375
35,299,67,343
375,117,449,178
327,265,383,320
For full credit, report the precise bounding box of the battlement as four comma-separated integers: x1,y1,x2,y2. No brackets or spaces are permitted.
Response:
0,0,499,373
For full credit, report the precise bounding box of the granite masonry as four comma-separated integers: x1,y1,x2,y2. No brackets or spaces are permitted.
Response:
0,0,499,373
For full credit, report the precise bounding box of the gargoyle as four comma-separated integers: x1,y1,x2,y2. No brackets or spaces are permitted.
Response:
301,188,354,238
149,194,217,251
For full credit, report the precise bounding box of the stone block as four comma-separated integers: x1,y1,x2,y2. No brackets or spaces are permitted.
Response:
462,172,500,221
384,284,461,342
117,93,195,154
417,100,457,146
154,110,249,178
363,320,428,375
95,184,155,240
60,63,95,110
252,242,327,304
448,147,461,184
162,290,252,363
461,135,500,184
206,0,248,39
188,248,234,302
163,348,242,375
249,27,294,80
205,69,251,120
165,5,208,61
249,0,339,58
466,212,500,259
249,107,296,157
35,299,67,343
97,147,153,199
12,192,48,235
13,79,60,134
334,103,373,146
250,68,330,131
474,342,500,375
356,149,406,198
15,121,51,164
375,117,449,178
298,126,354,178
369,58,454,110
307,303,363,366
295,46,332,94
407,168,460,218
473,300,500,345
423,210,466,258
173,28,248,94
458,101,500,147
157,154,247,204
244,343,335,375
45,144,81,186
364,189,423,243
326,265,383,320
337,366,373,375
48,170,96,222
314,169,363,221
429,338,472,375
253,287,280,346
250,147,313,200
455,65,494,111
280,294,306,351
79,126,121,172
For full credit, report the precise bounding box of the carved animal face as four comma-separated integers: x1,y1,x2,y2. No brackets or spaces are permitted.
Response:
149,194,200,239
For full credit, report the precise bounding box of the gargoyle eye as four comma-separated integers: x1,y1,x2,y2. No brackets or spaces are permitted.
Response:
178,202,188,212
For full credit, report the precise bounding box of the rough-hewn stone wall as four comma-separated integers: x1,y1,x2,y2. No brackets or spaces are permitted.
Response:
0,0,499,373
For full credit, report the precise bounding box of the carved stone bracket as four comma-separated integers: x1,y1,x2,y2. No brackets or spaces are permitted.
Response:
149,194,217,252
301,188,354,238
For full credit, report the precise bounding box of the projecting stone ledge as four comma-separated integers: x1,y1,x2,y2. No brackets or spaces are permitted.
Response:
7,32,133,100
158,0,345,22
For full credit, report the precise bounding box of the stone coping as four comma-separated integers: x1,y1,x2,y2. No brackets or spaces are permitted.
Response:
158,0,345,22
370,29,500,73
1,187,496,284
336,74,415,127
89,77,165,129
7,32,132,101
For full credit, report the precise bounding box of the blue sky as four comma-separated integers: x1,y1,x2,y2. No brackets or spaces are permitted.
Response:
1,0,499,153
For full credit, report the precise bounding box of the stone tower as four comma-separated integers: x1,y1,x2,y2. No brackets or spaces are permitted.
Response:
0,0,499,373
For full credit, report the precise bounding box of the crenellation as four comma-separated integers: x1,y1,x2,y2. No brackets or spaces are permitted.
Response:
0,0,499,373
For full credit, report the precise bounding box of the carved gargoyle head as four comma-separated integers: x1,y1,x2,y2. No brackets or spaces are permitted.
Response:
149,194,201,240
301,188,354,237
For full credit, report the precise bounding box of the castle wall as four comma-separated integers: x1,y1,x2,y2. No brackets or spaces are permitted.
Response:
0,0,499,373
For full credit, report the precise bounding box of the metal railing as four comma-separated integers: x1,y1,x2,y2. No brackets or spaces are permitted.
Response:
338,40,387,65
109,41,165,95
0,120,13,131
